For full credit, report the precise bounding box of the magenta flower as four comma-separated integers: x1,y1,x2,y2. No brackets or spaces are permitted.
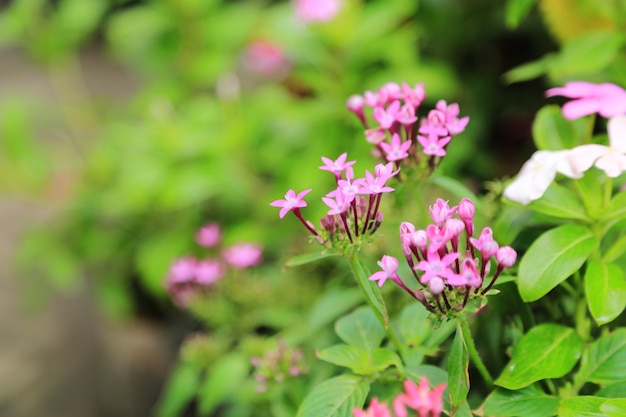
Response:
270,189,312,218
353,398,392,417
369,255,400,287
319,153,356,179
373,162,400,183
470,227,499,259
496,246,517,268
373,101,401,130
436,100,469,135
322,192,351,215
546,81,626,120
380,133,412,162
425,224,452,253
360,170,395,194
401,82,426,108
294,0,342,23
447,258,482,288
418,109,448,137
221,243,262,269
194,259,226,284
396,103,418,126
195,223,221,248
415,250,458,284
418,133,451,157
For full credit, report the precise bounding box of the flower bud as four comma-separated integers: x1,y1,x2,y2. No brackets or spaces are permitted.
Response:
496,246,517,268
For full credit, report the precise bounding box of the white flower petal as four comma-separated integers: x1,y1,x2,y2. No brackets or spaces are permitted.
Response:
608,115,626,152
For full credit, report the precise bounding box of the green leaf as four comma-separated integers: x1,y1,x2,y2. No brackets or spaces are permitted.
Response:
603,191,626,222
398,302,432,347
285,251,342,267
584,261,626,325
335,307,386,352
504,54,553,84
197,353,250,414
518,224,597,302
305,288,363,332
505,0,537,28
155,362,201,417
296,374,369,417
602,399,626,417
348,255,389,329
495,324,583,390
597,381,626,398
448,325,469,414
483,385,560,417
558,396,607,417
575,328,626,386
527,183,588,220
549,31,625,78
603,233,626,263
532,105,582,151
317,345,402,375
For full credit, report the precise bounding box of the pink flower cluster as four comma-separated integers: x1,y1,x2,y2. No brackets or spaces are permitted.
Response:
250,340,307,393
294,0,342,23
353,378,446,417
270,153,396,246
241,39,290,81
347,82,469,173
165,223,262,307
369,198,516,316
506,82,626,205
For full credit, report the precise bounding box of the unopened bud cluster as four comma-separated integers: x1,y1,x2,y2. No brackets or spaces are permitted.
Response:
250,340,307,393
369,198,516,318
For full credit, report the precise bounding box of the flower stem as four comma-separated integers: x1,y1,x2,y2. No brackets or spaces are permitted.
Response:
457,313,493,387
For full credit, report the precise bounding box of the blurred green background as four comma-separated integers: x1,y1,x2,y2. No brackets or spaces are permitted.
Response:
1,0,625,415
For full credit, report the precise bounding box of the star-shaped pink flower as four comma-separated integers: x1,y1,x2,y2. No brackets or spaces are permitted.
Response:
380,133,411,162
319,153,356,178
270,189,312,218
369,255,400,287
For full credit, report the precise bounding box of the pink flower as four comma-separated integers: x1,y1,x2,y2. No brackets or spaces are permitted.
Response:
167,257,197,284
429,198,457,226
470,227,499,259
380,133,412,162
418,109,448,137
415,250,458,284
546,81,626,120
322,192,351,215
436,100,469,135
447,258,482,287
195,223,221,248
319,153,356,179
241,40,289,79
373,101,401,129
194,259,226,284
374,162,400,183
369,255,400,287
353,398,392,417
360,170,395,194
221,243,262,269
295,0,342,23
401,82,426,108
365,128,386,145
496,246,517,268
393,378,446,417
425,224,452,253
270,189,312,218
418,133,451,157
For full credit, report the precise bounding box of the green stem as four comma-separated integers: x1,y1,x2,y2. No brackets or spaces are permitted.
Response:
457,313,494,387
604,177,613,208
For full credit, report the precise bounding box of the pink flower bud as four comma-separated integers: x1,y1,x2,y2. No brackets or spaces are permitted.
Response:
458,198,475,223
221,243,262,269
196,223,221,248
400,222,416,245
429,198,457,226
496,246,517,268
194,259,225,284
429,276,445,294
365,128,386,144
410,230,428,250
444,218,464,238
346,94,364,114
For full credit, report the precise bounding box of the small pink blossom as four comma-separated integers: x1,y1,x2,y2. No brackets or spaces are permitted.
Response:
270,189,312,218
373,101,401,130
360,170,395,194
546,81,626,120
353,398,392,417
167,257,197,284
369,255,400,287
447,258,482,287
418,109,448,137
496,246,517,268
470,227,499,259
373,162,400,183
401,82,426,108
425,224,452,253
415,250,458,284
196,223,221,248
221,243,262,269
418,133,451,157
319,153,356,179
429,198,457,225
241,40,289,79
322,192,351,215
195,259,226,284
365,128,386,144
394,378,446,417
380,133,412,162
294,0,342,23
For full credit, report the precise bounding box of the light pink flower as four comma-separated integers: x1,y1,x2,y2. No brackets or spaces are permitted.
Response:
447,258,482,288
401,82,426,108
369,255,400,287
167,257,197,284
393,378,446,417
360,170,395,194
221,243,262,269
496,246,517,268
418,133,451,157
195,223,221,248
241,40,289,79
295,0,342,23
270,189,312,218
429,198,457,226
470,227,499,259
319,152,356,179
415,249,458,284
380,133,411,162
322,192,351,215
546,81,626,120
194,259,226,284
373,101,401,130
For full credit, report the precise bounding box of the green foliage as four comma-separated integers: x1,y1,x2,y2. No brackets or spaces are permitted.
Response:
295,374,369,417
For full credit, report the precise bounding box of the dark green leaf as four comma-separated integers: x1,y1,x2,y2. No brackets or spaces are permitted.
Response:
584,261,626,325
495,324,583,390
518,224,597,302
296,374,369,417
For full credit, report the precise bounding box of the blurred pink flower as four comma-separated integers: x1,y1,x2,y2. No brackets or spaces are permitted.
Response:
546,81,626,120
241,39,290,80
221,243,262,269
167,257,197,284
353,398,392,417
295,0,342,23
195,223,221,248
194,259,226,284
394,378,446,417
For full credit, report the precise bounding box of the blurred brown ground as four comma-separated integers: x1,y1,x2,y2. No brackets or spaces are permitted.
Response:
0,48,177,417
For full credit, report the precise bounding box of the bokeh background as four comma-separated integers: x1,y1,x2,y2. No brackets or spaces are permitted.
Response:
1,0,624,415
